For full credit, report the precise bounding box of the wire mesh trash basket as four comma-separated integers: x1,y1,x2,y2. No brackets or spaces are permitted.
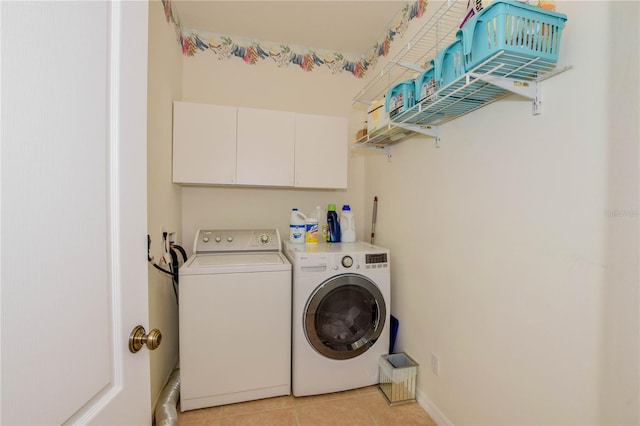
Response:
378,352,419,405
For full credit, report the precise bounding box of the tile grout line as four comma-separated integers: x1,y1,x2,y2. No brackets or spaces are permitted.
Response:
293,404,301,426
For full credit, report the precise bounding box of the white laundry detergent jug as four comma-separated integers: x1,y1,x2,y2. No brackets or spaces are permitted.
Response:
289,208,306,244
340,205,356,243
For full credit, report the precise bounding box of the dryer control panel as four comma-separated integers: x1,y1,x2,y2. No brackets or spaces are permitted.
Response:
283,241,390,273
331,252,389,271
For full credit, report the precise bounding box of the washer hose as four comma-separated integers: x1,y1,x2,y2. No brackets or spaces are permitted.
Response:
154,368,180,426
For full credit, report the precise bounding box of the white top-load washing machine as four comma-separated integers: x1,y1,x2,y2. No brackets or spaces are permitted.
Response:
179,229,291,411
283,240,390,397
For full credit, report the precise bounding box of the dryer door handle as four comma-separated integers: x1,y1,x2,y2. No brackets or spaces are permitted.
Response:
372,302,380,329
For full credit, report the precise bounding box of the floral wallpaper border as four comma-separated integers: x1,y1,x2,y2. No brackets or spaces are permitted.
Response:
161,0,428,78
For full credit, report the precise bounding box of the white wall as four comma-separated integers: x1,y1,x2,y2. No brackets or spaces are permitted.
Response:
179,50,368,254
147,0,183,409
363,1,638,424
600,1,639,423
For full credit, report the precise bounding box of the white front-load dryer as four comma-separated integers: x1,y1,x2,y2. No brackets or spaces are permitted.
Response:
283,241,390,397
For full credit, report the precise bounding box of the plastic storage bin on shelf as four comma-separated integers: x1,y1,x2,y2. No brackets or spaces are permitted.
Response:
435,35,466,88
434,30,505,112
414,60,438,105
398,59,445,125
378,352,419,406
459,0,568,78
385,80,415,118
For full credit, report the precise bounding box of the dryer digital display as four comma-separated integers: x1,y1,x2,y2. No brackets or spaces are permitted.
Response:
365,253,388,264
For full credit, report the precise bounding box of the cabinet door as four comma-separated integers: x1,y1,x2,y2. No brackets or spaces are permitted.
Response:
172,101,237,184
237,107,295,186
295,113,348,189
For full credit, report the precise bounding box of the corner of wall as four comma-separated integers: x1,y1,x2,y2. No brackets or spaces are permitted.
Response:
416,388,454,426
147,0,184,411
599,1,640,424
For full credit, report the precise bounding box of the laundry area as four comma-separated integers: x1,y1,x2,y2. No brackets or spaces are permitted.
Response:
5,0,635,424
144,0,639,425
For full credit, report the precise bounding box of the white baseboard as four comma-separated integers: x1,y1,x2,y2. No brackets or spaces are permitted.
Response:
416,388,454,426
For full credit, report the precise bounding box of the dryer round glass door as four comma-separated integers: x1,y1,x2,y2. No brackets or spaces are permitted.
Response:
304,273,386,360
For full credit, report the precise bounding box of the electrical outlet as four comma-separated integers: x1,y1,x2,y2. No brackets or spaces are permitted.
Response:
431,352,440,376
161,227,177,243
159,228,173,265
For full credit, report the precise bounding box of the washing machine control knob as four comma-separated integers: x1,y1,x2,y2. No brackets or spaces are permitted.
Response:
259,234,270,244
227,236,233,242
202,236,210,243
341,256,354,268
215,236,222,242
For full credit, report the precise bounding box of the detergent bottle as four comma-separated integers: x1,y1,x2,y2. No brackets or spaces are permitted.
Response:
289,208,306,244
327,204,341,243
340,205,356,243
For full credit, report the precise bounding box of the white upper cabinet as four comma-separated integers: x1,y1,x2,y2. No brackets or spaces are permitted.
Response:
295,113,348,189
172,102,348,188
236,107,296,187
172,101,237,184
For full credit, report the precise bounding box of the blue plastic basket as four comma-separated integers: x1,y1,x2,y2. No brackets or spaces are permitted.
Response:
385,79,415,118
435,35,466,88
459,0,567,76
413,60,438,104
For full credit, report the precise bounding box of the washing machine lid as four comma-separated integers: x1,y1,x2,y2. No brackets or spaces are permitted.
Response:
181,252,291,275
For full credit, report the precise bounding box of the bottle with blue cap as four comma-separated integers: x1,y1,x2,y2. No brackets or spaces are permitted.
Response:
340,204,356,243
327,204,341,243
289,208,306,244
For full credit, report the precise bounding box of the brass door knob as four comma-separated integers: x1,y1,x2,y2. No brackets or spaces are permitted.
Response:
129,325,162,353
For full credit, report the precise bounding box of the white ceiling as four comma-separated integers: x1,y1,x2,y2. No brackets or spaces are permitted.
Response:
172,1,410,54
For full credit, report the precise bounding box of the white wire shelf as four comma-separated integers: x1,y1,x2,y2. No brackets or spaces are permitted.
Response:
354,51,570,150
352,0,570,152
353,0,468,105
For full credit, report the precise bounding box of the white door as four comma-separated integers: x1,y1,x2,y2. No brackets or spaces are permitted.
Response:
1,2,151,424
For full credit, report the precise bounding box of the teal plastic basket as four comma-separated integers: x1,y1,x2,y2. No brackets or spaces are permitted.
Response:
459,0,567,76
414,60,438,104
435,35,466,88
385,79,415,118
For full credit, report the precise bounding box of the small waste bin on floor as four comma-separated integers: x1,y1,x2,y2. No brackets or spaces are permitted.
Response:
378,352,418,406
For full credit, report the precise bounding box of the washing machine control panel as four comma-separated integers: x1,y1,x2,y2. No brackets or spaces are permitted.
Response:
194,229,281,253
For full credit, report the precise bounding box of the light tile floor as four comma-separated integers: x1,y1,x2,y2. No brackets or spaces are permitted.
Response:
177,386,436,426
